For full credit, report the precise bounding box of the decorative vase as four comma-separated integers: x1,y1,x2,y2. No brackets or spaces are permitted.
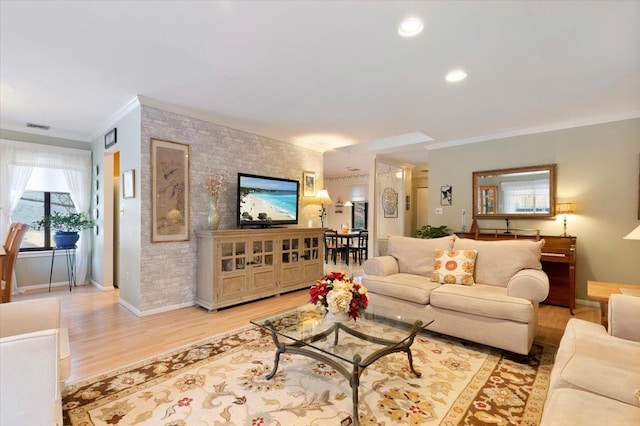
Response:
325,311,350,323
207,195,220,230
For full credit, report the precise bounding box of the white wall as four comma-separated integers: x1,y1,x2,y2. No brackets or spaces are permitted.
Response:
428,118,640,299
90,105,142,307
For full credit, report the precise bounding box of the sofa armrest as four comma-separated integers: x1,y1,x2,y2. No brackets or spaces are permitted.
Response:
363,256,399,277
0,297,61,338
507,269,549,302
0,328,62,426
609,294,640,341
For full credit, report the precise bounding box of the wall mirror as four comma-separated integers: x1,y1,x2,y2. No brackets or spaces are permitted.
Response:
472,164,557,219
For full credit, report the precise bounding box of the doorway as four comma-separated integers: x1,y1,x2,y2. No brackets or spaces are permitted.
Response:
417,187,429,228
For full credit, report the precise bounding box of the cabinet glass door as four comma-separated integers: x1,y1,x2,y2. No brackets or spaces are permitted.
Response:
221,241,246,272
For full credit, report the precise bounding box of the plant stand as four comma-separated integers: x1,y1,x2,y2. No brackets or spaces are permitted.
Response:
49,245,77,292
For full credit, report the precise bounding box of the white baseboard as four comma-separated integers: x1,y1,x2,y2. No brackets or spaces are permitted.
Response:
89,279,115,292
117,299,194,317
17,281,82,292
138,301,196,317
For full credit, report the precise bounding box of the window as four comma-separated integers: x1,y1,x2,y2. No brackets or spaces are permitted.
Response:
501,179,550,214
10,167,77,251
351,202,368,230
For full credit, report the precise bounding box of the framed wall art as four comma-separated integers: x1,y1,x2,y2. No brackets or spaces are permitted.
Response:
382,187,398,218
441,185,452,206
105,128,117,149
151,138,190,242
123,169,135,199
303,171,316,197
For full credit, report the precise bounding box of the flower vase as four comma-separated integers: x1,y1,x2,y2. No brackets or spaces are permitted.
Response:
325,311,350,323
207,195,220,230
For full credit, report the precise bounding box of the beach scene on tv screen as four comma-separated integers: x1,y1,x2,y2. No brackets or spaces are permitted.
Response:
239,176,298,222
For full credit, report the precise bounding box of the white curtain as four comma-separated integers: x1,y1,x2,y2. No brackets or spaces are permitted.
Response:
0,139,93,286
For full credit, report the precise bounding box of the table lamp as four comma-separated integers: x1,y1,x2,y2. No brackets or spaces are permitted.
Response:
557,203,574,237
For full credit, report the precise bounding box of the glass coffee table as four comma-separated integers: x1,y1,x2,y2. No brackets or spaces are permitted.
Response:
250,304,433,426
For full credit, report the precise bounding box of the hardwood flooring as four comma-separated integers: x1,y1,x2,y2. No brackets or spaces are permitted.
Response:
14,272,599,384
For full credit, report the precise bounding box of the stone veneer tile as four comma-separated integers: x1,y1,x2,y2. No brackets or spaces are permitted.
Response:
138,106,322,311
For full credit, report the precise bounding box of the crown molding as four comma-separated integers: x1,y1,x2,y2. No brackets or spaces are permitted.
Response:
426,111,640,151
88,96,141,142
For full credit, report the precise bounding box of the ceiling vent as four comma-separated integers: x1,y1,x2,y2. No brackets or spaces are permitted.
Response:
26,122,50,130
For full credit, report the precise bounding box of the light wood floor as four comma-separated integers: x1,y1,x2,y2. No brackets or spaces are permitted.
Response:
14,275,599,384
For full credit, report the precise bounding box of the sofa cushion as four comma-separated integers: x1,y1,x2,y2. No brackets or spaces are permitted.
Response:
430,284,533,323
361,273,441,305
540,388,640,426
561,332,640,407
388,235,455,276
453,238,544,287
431,249,477,285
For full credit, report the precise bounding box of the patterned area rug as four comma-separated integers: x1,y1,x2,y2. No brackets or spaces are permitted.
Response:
63,322,554,426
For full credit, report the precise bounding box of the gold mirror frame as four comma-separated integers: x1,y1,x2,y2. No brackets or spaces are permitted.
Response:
472,164,557,219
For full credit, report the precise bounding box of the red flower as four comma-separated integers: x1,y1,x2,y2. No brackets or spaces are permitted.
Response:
328,271,344,280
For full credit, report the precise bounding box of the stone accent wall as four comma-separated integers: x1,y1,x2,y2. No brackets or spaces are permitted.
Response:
139,106,322,312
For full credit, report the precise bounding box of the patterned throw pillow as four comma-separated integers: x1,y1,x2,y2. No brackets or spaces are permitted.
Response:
431,249,477,285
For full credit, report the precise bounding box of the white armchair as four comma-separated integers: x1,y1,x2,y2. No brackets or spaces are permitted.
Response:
0,297,70,426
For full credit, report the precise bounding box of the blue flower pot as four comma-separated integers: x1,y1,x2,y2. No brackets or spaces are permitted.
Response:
54,231,79,248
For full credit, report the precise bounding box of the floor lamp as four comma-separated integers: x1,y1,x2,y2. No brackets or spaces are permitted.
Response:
623,224,640,240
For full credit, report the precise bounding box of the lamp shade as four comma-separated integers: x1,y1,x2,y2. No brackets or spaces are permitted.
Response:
557,203,574,214
314,189,334,205
623,224,640,240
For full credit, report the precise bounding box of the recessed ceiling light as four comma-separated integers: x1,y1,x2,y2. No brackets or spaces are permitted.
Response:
398,17,424,37
445,69,467,82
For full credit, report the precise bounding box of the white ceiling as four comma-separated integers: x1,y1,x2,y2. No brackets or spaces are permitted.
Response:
1,1,639,175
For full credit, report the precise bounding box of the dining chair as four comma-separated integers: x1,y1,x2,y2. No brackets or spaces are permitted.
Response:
349,230,369,265
323,230,345,265
2,222,19,252
1,223,29,303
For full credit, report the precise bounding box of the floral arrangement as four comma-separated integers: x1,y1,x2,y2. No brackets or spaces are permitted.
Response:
204,169,228,198
309,271,369,320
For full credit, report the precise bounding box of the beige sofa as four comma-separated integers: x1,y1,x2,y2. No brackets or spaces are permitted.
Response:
362,235,549,355
0,297,70,426
541,294,640,425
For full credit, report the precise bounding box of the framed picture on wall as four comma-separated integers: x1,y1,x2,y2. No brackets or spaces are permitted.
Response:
105,128,117,149
303,171,316,197
123,169,135,199
441,185,452,206
151,138,190,242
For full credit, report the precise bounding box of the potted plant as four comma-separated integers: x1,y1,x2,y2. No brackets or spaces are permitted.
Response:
416,224,451,239
35,211,95,248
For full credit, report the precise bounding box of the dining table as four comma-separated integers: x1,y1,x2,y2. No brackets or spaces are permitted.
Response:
335,231,361,265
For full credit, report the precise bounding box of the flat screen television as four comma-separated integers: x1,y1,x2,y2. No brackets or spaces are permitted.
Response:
237,173,300,228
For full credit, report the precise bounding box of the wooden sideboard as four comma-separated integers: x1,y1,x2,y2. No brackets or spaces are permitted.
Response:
195,227,324,311
455,231,577,314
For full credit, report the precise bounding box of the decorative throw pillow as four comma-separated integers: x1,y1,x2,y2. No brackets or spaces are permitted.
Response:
431,249,477,285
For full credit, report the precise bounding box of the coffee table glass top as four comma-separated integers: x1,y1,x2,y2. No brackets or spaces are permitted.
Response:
250,304,430,366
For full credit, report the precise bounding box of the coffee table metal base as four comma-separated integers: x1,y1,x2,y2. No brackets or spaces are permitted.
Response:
263,319,425,426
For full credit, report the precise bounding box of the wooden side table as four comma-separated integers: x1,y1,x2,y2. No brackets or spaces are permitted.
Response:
587,281,639,328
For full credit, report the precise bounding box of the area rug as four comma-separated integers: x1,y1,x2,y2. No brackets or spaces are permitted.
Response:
63,320,555,426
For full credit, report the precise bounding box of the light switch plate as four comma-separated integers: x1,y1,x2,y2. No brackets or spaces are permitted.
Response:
435,207,443,215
